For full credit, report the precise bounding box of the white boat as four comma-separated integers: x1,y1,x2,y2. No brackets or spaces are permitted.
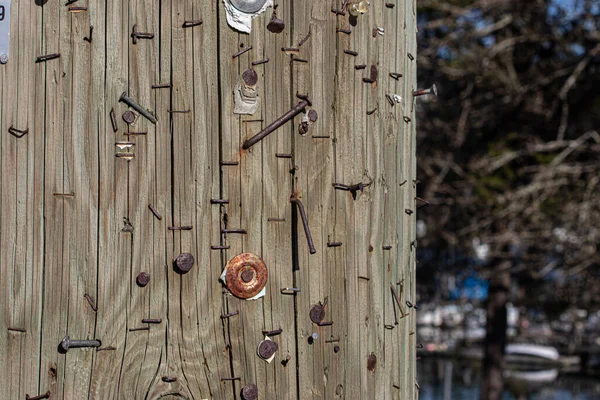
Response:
506,344,559,361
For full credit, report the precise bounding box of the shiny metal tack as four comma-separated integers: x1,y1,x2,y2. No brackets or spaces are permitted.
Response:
174,253,195,274
229,0,268,14
0,54,8,64
258,339,278,359
225,253,268,299
241,383,259,400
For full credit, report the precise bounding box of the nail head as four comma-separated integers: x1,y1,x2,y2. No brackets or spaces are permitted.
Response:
136,272,151,287
175,253,195,274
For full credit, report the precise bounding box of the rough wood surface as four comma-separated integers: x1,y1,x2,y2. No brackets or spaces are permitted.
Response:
0,1,417,399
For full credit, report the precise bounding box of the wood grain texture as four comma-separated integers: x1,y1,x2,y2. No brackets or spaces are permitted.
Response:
0,1,417,399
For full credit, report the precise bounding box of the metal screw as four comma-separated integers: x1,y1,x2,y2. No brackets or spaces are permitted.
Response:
413,84,437,97
243,93,312,150
290,194,316,254
119,92,157,125
59,335,101,352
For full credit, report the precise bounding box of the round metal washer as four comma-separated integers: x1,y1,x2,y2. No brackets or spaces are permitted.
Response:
258,340,278,359
229,0,268,14
241,383,259,400
225,253,268,299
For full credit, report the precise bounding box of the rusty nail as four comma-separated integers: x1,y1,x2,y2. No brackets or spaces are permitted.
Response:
115,153,135,160
280,287,301,294
298,29,312,47
282,355,292,366
162,377,177,383
122,110,137,125
8,327,27,333
326,338,340,343
344,50,358,56
221,228,247,234
131,25,154,44
211,245,230,250
148,204,162,220
367,353,377,371
355,64,367,70
413,84,438,97
211,199,229,204
220,376,241,381
385,324,395,330
383,245,392,250
281,47,300,53
233,45,252,59
119,92,157,124
243,119,263,123
312,135,330,139
220,311,239,319
168,226,193,231
405,209,414,215
317,321,333,326
125,131,147,136
242,69,259,86
242,383,259,400
65,0,78,5
68,6,87,12
386,94,395,106
182,19,202,28
367,107,378,115
331,7,345,16
174,253,194,273
307,109,318,122
83,26,93,43
258,340,279,359
327,242,342,247
8,126,29,138
221,161,239,166
152,83,171,89
337,28,351,34
25,391,50,400
292,57,309,63
129,327,150,332
53,192,75,197
390,285,407,318
35,53,60,63
268,218,286,222
390,72,402,80
290,195,316,254
334,345,340,353
262,328,283,336
252,58,270,66
59,336,101,352
243,94,311,149
407,53,414,60
386,3,395,8
363,78,375,84
142,319,162,324
84,294,97,312
276,153,292,159
136,272,151,287
358,276,370,281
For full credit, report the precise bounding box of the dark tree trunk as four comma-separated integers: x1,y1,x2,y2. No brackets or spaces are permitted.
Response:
480,265,510,400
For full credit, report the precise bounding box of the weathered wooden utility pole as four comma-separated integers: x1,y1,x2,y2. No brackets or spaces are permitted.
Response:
0,0,418,398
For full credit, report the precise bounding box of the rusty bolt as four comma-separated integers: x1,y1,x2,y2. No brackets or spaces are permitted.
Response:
174,253,195,274
136,272,150,287
241,383,259,400
242,69,258,86
258,340,278,359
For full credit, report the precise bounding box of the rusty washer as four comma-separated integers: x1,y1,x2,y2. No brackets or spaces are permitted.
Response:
258,339,278,359
225,253,268,299
241,383,259,400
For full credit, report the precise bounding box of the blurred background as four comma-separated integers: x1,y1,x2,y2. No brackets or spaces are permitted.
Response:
414,1,600,399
